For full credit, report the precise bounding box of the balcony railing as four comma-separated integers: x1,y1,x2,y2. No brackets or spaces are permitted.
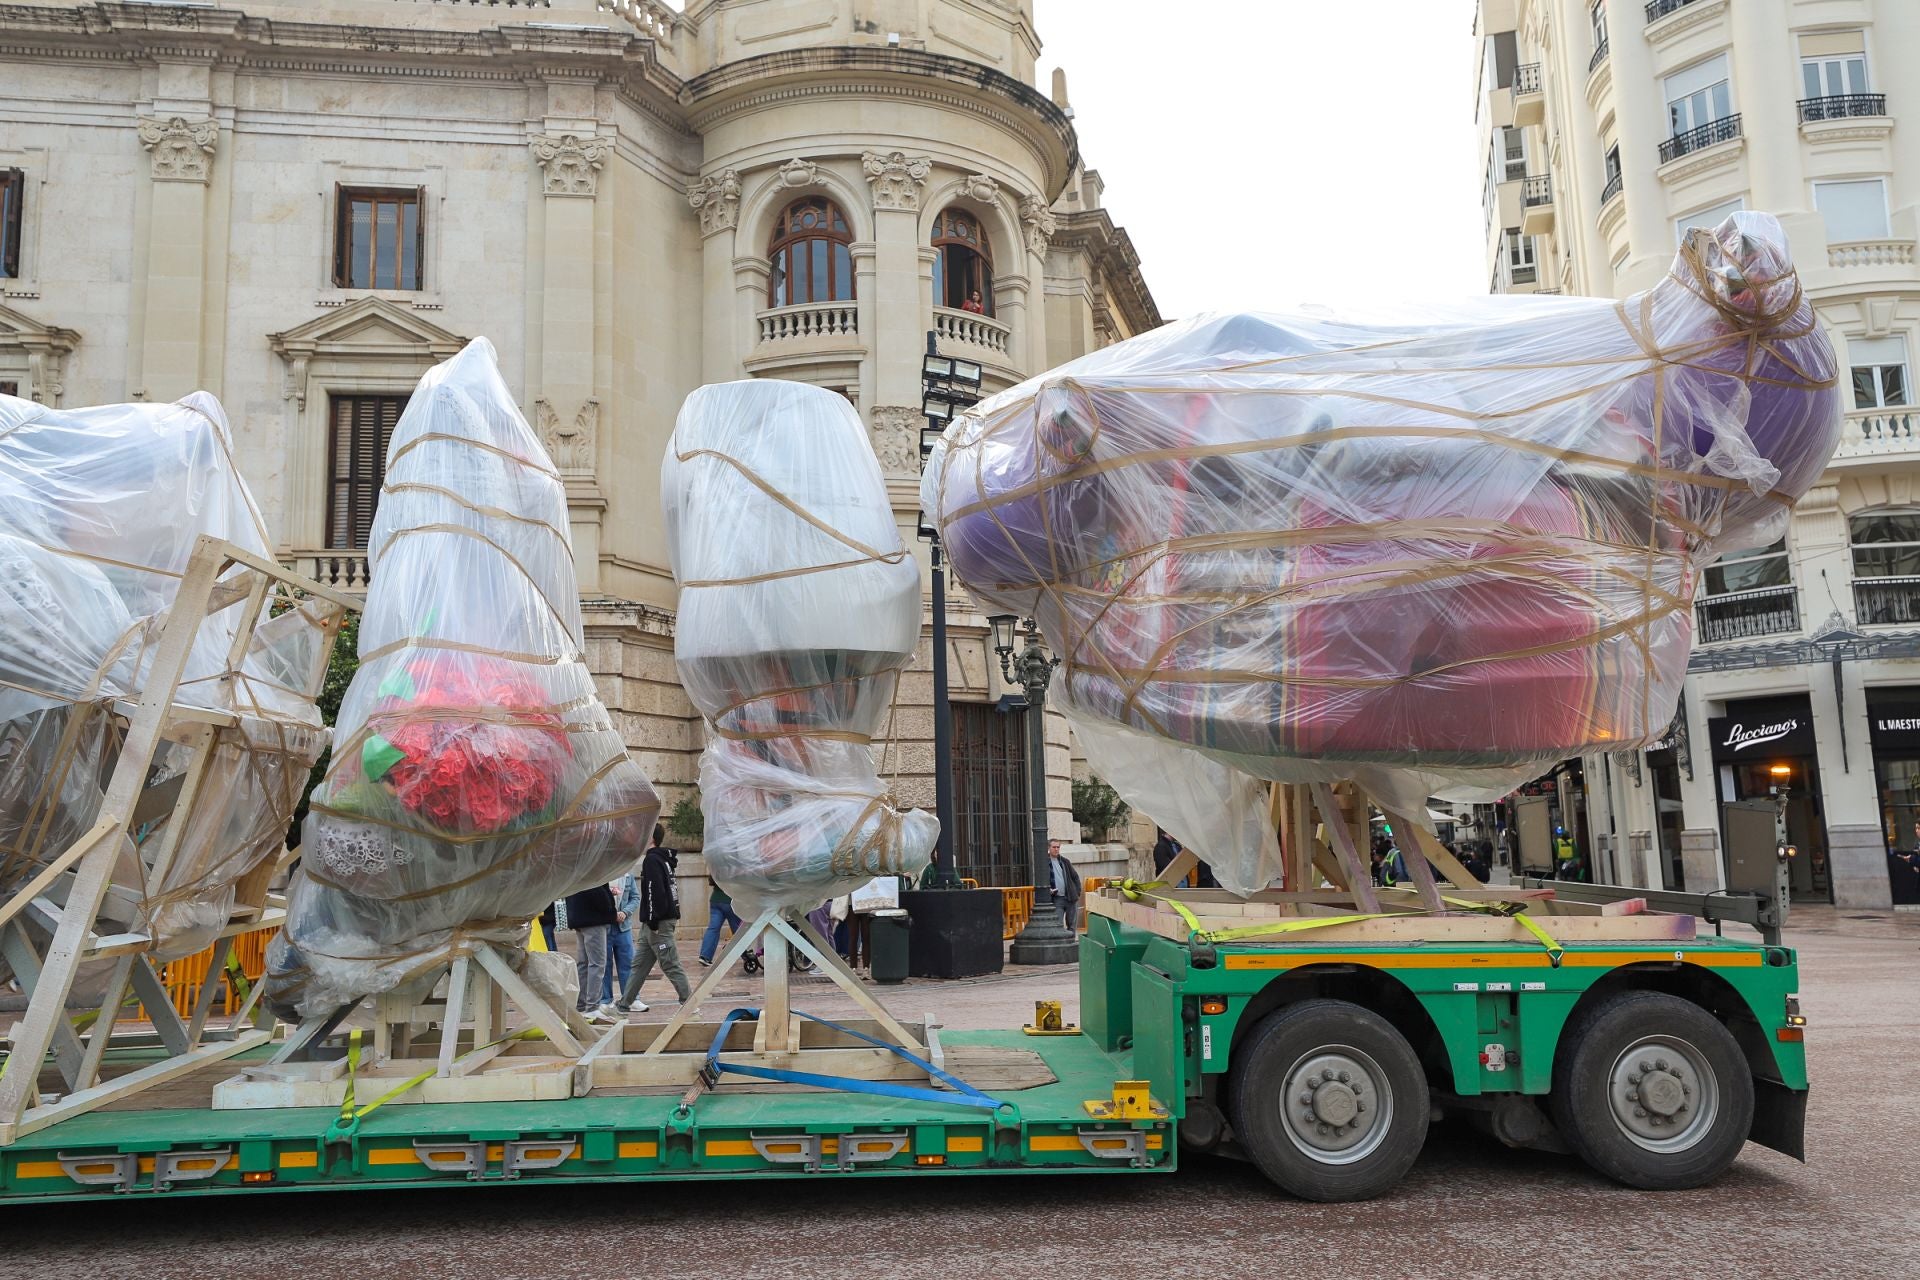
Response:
1798,93,1888,123
1829,240,1916,269
1854,577,1920,627
757,301,858,345
1659,114,1741,163
1644,0,1698,22
1588,37,1609,74
1515,63,1541,94
1600,170,1624,205
288,550,371,594
1695,584,1797,644
1522,175,1553,208
933,306,1011,357
1833,407,1920,461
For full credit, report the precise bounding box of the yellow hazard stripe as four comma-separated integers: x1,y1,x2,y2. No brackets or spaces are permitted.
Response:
1028,1133,1164,1152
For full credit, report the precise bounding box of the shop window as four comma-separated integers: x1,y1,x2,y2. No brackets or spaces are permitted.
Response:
931,207,993,315
1704,538,1789,596
768,197,853,308
0,168,21,279
326,393,408,549
1849,335,1909,409
333,186,424,291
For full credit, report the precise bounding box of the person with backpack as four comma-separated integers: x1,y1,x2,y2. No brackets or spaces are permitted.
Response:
607,825,692,1016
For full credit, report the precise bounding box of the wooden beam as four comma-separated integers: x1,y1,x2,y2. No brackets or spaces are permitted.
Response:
1379,807,1445,913
640,907,770,1056
783,913,925,1057
472,943,584,1058
1399,821,1486,891
1309,783,1380,913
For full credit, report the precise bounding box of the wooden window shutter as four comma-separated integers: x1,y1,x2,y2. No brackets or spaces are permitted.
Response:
414,184,426,290
331,181,347,287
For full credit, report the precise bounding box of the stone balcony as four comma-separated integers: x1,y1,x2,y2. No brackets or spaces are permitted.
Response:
1830,407,1920,467
286,549,371,596
745,301,865,378
933,306,1011,360
757,300,858,345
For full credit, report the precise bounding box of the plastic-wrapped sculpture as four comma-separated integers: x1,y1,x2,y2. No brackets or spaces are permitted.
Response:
266,339,660,1019
922,213,1843,891
0,390,334,957
663,379,937,919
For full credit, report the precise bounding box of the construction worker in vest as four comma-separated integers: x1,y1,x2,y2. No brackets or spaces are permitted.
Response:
1553,826,1577,880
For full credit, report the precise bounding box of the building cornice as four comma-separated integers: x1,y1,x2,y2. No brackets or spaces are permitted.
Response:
681,47,1079,200
1052,208,1162,335
1656,134,1744,186
1800,116,1895,147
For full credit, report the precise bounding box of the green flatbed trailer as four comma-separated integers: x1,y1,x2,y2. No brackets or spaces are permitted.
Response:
0,913,1807,1204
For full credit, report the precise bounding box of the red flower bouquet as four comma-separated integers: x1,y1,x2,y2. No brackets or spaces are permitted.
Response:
354,658,573,837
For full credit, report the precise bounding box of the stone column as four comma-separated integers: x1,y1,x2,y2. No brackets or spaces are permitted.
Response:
1018,192,1055,371
1602,6,1680,291
531,131,612,591
862,150,931,412
688,168,742,383
135,114,219,401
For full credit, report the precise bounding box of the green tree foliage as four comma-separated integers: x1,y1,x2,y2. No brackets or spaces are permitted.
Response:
666,793,705,843
288,613,359,847
1071,776,1130,840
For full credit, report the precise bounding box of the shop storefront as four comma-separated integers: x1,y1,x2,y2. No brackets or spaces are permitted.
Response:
1866,691,1920,906
1708,694,1831,903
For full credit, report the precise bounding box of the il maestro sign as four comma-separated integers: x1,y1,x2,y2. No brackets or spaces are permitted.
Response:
1868,701,1920,752
1707,711,1816,762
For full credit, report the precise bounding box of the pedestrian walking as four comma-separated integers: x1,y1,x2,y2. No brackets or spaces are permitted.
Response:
1049,839,1082,930
699,877,742,966
609,825,692,1016
563,881,618,1023
603,869,638,1006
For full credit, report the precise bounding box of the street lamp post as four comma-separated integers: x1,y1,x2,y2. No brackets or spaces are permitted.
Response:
917,333,983,890
991,614,1080,965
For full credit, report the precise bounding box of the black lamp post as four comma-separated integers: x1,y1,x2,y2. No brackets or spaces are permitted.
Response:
990,614,1079,965
917,333,983,890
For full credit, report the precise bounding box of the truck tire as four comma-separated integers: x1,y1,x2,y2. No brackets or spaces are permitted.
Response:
1228,999,1428,1201
1549,990,1754,1190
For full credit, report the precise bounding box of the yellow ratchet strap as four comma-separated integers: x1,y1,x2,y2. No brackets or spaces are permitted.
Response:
1441,894,1565,966
1120,880,1391,945
324,1027,548,1144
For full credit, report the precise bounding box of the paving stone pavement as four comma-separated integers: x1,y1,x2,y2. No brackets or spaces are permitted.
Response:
1,907,1912,1280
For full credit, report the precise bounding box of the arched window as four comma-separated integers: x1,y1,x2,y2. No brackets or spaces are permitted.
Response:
768,197,853,307
931,207,993,315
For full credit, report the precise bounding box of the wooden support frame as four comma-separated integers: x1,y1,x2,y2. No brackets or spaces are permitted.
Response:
0,538,355,1145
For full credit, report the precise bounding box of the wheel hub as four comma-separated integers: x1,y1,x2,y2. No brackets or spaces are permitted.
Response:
1279,1047,1393,1166
1607,1037,1717,1153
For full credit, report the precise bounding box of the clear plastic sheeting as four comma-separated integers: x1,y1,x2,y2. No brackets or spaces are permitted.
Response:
663,379,937,920
267,339,660,1020
923,213,1843,892
0,390,335,958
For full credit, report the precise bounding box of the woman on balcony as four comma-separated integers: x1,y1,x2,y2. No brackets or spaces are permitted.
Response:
960,289,986,314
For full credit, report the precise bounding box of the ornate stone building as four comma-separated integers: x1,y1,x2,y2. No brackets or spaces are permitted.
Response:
0,0,1160,886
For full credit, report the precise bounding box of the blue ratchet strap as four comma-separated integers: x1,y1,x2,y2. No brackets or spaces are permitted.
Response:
704,1007,1003,1112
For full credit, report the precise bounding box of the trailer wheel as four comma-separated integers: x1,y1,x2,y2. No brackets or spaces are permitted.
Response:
1229,999,1428,1201
1549,990,1753,1190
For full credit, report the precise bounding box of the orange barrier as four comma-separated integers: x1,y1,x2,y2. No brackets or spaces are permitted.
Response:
1001,885,1034,939
1080,877,1113,930
143,926,280,1020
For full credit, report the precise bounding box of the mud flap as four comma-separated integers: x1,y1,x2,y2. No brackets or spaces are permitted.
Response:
1749,1078,1807,1161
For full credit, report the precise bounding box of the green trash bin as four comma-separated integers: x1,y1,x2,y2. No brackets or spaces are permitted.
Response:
869,908,910,984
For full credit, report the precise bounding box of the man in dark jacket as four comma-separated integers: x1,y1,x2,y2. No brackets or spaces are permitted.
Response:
563,881,618,1022
612,825,692,1014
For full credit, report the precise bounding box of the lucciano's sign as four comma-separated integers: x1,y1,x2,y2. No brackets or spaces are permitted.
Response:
1707,708,1816,762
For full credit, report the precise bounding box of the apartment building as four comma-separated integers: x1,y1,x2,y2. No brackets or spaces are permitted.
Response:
1476,0,1920,908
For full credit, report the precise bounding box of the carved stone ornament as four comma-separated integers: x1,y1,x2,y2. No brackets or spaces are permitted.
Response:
869,405,921,478
530,133,612,197
776,157,822,188
536,397,598,476
861,150,932,212
687,168,742,235
1019,192,1056,256
960,173,1000,204
136,116,218,184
